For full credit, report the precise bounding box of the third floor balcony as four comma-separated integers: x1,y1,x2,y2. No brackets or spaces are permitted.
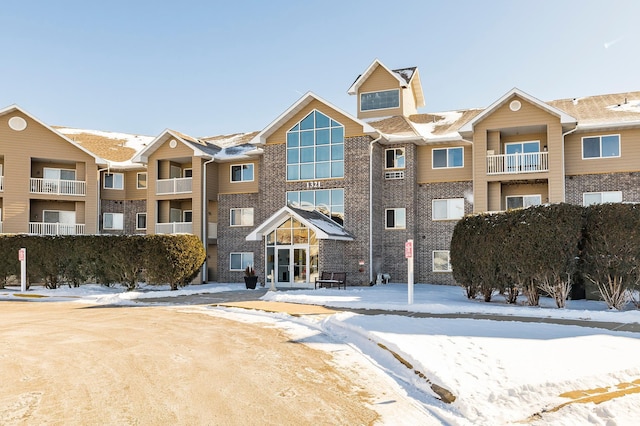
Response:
156,177,192,195
30,178,86,196
486,151,549,175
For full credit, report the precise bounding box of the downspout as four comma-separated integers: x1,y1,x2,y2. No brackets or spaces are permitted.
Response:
561,126,578,203
97,165,110,234
368,135,382,284
201,156,216,282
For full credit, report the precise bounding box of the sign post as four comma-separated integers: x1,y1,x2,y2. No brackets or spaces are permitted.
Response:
19,248,27,292
405,239,414,304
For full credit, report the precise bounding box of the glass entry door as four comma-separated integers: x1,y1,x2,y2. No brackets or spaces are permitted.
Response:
274,246,309,288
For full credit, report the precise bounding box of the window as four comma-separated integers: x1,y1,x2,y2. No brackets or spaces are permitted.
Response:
385,208,406,229
433,251,452,272
385,148,405,169
183,210,193,223
432,198,465,220
104,173,124,190
433,147,463,168
360,89,400,111
505,195,541,210
583,191,622,206
230,252,254,271
43,210,75,224
287,189,344,225
103,213,124,230
44,168,76,181
231,164,254,182
230,208,254,226
286,110,344,181
183,168,193,178
137,172,147,189
136,213,147,230
582,135,620,159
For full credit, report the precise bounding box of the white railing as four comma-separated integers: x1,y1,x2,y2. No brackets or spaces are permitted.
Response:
156,177,192,195
385,170,405,180
487,152,549,175
29,222,85,235
155,222,193,234
208,222,217,239
30,178,86,196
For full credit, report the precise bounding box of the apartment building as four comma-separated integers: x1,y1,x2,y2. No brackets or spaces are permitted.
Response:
1,59,639,288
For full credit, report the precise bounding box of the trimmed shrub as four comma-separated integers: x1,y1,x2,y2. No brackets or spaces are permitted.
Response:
144,234,206,290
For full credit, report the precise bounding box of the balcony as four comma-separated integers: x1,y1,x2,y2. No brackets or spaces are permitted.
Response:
30,178,86,196
155,222,193,234
487,152,549,175
156,177,192,195
29,222,85,235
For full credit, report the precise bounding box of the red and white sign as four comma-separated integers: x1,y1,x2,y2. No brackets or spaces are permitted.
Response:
18,248,26,262
404,240,413,258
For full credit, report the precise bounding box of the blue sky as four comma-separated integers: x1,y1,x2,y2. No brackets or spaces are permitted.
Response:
1,0,639,137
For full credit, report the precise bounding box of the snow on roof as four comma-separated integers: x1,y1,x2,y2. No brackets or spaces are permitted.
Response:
203,131,260,148
392,67,416,84
214,143,262,160
409,110,464,139
606,99,640,113
55,127,154,167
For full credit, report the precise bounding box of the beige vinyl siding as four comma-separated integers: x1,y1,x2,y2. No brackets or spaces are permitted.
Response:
417,144,472,183
101,172,126,200
501,182,549,207
206,162,219,200
126,170,147,199
0,110,99,233
30,200,77,221
565,128,640,175
472,95,565,212
266,99,367,145
401,86,418,116
358,66,404,119
218,161,259,194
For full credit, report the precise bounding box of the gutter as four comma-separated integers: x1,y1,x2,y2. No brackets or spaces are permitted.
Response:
97,165,110,234
561,126,579,203
368,135,383,284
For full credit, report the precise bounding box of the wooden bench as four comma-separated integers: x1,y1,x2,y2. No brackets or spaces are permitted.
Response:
314,272,346,290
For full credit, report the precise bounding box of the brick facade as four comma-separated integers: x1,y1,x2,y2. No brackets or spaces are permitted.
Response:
101,199,146,235
565,172,640,204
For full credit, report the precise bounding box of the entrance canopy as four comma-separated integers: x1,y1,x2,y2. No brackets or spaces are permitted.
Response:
246,205,354,241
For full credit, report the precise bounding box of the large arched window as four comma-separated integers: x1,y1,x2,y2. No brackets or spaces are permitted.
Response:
286,110,344,181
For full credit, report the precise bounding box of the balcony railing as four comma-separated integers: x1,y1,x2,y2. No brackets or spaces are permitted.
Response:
487,152,549,175
208,222,217,239
155,222,193,234
156,177,192,195
30,178,86,196
29,222,85,235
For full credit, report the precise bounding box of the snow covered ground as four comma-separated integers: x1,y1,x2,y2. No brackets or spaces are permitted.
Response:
2,283,639,425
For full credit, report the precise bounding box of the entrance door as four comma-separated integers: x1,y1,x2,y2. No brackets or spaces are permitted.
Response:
275,246,310,288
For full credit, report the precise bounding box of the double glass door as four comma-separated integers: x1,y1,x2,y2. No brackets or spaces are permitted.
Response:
269,246,308,288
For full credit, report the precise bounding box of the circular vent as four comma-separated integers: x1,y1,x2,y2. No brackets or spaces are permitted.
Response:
509,100,522,112
169,139,177,148
8,116,27,131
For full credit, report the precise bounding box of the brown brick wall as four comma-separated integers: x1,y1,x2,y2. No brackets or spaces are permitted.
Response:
565,172,640,204
100,199,146,235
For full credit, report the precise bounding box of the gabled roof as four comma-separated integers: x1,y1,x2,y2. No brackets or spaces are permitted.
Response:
132,129,221,163
249,92,378,145
246,205,354,242
347,59,425,108
548,91,640,130
0,104,109,165
459,88,577,133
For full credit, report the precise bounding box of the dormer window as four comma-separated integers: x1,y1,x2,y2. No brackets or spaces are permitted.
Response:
360,89,400,112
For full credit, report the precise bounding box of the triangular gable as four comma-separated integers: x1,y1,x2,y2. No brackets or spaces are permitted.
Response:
348,59,409,95
0,104,108,165
133,129,219,163
249,92,378,145
246,206,354,241
459,88,577,133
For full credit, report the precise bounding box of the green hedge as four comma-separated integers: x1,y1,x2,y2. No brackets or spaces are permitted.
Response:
451,203,638,308
0,234,205,291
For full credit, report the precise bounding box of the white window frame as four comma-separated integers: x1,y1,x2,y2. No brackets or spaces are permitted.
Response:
136,212,147,230
432,198,465,221
183,168,193,178
103,172,124,190
360,89,400,112
231,163,254,182
432,147,464,169
230,208,254,227
433,250,452,272
583,191,623,206
230,252,254,271
505,194,542,210
183,210,193,223
136,172,147,189
103,212,124,230
44,167,76,181
385,208,406,230
581,134,621,159
385,148,405,169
